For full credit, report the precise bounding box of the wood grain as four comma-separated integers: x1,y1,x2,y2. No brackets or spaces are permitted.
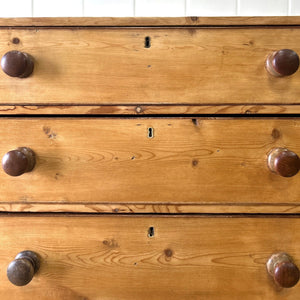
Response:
0,118,299,212
0,28,300,105
2,202,300,214
0,17,299,27
1,104,300,115
0,215,300,299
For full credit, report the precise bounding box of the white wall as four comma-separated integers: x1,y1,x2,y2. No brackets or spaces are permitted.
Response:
0,0,299,17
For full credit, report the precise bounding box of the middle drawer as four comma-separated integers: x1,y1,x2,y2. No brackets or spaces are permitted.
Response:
0,118,299,213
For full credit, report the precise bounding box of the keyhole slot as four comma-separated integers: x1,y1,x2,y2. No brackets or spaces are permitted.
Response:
145,36,151,48
148,127,154,139
148,227,155,238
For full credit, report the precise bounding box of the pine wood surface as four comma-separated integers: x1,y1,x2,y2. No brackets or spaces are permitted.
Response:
3,202,300,214
0,17,299,27
1,104,300,115
0,118,299,212
0,28,300,106
0,17,299,300
0,215,299,299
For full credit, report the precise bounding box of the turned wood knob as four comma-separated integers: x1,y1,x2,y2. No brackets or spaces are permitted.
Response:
1,50,34,78
2,147,36,176
7,251,40,286
267,148,300,177
267,253,300,288
266,49,299,76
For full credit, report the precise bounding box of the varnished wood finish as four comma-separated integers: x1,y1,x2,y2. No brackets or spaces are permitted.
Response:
265,49,300,77
4,202,300,214
2,147,35,177
267,253,300,288
0,28,300,105
0,215,299,299
268,148,300,177
0,17,300,27
2,104,300,115
0,17,299,299
0,118,299,212
1,51,34,78
7,251,40,286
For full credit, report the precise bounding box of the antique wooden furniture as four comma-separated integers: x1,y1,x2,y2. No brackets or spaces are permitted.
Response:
0,17,300,299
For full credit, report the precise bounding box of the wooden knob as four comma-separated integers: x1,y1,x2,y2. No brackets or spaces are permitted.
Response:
1,50,34,78
267,148,300,177
2,147,36,176
266,49,299,76
267,253,300,288
7,251,40,286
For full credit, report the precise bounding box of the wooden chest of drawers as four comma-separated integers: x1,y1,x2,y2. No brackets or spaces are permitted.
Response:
1,17,300,299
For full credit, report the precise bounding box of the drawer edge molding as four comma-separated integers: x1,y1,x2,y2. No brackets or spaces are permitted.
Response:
2,104,300,115
0,17,300,27
1,203,300,214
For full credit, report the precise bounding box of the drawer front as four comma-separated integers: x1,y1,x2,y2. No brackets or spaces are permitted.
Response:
0,215,300,299
0,27,299,106
1,118,300,213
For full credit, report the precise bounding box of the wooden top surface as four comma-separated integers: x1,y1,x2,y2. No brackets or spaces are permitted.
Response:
0,17,299,27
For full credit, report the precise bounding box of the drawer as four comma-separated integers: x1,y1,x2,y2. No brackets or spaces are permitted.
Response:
0,27,299,109
0,118,300,213
0,215,300,300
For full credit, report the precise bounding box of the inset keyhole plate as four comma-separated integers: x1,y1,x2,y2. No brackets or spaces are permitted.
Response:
147,127,154,138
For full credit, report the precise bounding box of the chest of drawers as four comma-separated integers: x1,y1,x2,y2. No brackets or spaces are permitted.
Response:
0,17,300,299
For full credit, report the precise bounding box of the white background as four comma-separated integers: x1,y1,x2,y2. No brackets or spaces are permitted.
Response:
0,0,299,17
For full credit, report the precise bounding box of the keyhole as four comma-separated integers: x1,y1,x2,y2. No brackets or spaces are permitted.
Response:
145,36,151,48
148,227,155,238
148,127,154,138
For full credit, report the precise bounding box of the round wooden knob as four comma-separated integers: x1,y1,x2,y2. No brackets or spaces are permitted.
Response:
1,50,34,78
267,253,300,288
2,147,36,176
267,148,300,177
266,49,299,76
7,251,40,286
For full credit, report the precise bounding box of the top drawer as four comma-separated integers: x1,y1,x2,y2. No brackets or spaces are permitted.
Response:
0,25,300,111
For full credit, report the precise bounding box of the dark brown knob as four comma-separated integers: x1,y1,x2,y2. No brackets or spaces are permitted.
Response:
267,253,300,288
2,147,36,176
1,50,34,78
7,251,40,286
267,148,300,177
266,49,299,76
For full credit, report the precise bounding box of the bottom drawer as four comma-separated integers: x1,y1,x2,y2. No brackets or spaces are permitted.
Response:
0,215,299,299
